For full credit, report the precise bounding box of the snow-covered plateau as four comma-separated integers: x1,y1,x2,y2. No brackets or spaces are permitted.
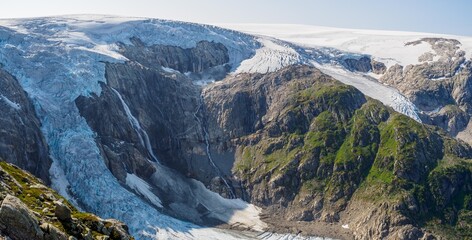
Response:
2,15,470,239
218,23,472,68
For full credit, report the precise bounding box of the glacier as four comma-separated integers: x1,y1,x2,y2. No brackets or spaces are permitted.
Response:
0,15,269,239
218,23,472,68
0,15,440,239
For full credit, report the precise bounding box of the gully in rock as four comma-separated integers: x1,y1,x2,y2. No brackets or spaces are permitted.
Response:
112,87,160,163
194,94,236,199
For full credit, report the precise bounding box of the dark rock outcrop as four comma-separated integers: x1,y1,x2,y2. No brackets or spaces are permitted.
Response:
342,56,387,74
76,38,240,191
343,56,372,72
75,81,157,183
371,59,387,74
54,201,72,222
76,41,238,224
0,68,51,183
117,37,230,77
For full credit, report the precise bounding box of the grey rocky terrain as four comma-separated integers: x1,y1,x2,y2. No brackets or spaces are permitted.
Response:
380,38,472,144
0,68,51,183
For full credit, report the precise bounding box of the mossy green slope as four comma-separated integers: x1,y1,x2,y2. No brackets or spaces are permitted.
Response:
0,161,133,240
231,67,472,239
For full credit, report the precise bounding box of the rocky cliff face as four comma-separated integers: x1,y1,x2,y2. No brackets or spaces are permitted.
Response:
379,38,472,144
75,39,243,225
117,38,231,81
201,65,472,239
342,56,387,74
0,68,51,183
75,38,232,186
0,161,133,240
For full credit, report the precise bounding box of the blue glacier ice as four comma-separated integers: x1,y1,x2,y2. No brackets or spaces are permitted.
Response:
0,15,263,239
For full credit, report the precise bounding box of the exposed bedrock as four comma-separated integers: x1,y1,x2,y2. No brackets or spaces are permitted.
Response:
0,68,51,183
342,56,386,74
75,39,245,225
202,65,472,239
76,38,235,187
379,38,472,142
117,37,231,80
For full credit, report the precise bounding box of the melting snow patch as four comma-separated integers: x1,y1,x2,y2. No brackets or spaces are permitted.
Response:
0,95,21,110
126,173,163,208
161,66,180,73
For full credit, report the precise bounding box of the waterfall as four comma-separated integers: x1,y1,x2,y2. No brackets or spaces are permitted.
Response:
111,88,159,163
194,95,236,199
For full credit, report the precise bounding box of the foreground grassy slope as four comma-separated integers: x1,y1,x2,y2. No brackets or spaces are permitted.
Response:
0,161,133,240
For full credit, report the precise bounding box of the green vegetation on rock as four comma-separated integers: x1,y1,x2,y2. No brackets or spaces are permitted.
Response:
230,67,472,239
0,161,133,240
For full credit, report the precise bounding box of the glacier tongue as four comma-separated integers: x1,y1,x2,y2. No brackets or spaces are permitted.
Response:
235,37,302,73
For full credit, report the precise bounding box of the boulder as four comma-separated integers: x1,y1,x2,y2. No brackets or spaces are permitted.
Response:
0,194,43,240
54,201,72,222
40,222,68,240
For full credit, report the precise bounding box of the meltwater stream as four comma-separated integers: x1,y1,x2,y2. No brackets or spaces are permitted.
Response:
194,95,236,199
112,87,159,162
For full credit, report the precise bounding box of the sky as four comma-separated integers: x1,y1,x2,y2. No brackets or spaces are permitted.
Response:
1,0,471,36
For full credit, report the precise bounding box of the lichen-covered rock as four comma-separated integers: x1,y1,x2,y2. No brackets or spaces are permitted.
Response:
40,223,68,240
0,194,43,240
54,201,72,222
